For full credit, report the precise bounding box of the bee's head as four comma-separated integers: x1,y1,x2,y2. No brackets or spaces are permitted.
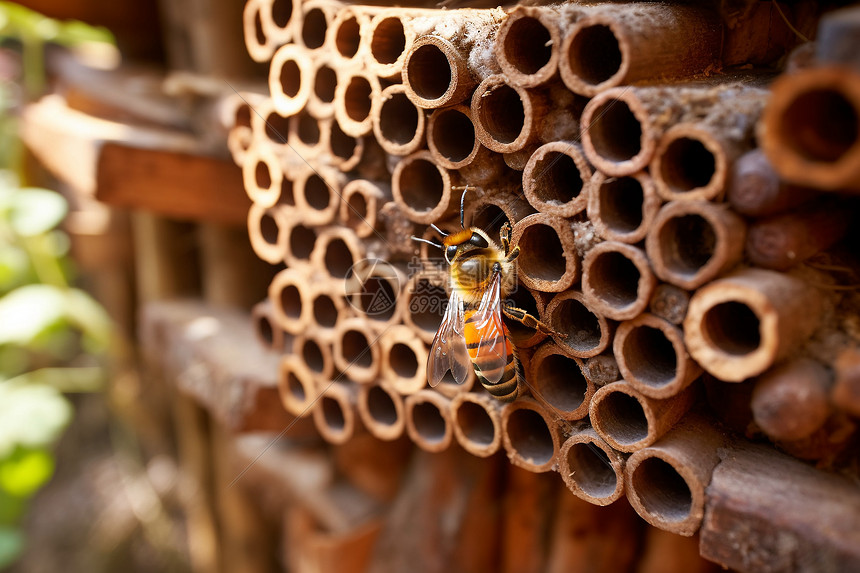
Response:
441,228,490,264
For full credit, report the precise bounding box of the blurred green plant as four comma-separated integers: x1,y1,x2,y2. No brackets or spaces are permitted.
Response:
0,4,116,569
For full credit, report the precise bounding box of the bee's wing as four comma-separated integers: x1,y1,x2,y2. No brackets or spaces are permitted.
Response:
471,271,508,385
428,289,470,386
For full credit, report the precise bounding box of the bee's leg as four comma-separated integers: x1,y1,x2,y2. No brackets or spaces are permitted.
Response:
503,304,561,336
500,222,512,256
505,246,520,263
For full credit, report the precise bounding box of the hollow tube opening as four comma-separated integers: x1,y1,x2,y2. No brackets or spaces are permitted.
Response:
255,160,272,189
304,174,331,211
321,396,346,430
286,371,306,401
589,250,641,307
260,212,279,245
554,298,601,353
256,315,275,347
312,294,338,328
588,99,642,161
398,158,444,212
368,386,398,425
505,287,541,342
701,301,761,356
271,0,293,28
330,121,358,160
344,76,372,122
456,401,495,446
302,8,327,49
279,178,296,206
631,457,693,522
531,151,583,205
566,442,617,498
567,24,622,86
288,224,316,260
380,91,420,145
430,107,475,164
517,224,565,282
508,408,554,464
358,276,397,321
371,17,406,65
412,401,446,442
622,326,677,387
406,44,452,101
504,17,552,76
301,338,325,373
595,391,648,446
335,15,360,58
390,343,419,379
298,112,321,145
342,329,373,368
265,111,290,143
660,137,716,192
478,84,525,144
279,59,302,98
658,214,716,277
253,9,266,45
280,284,302,319
314,64,337,103
324,238,354,278
471,204,508,242
597,176,644,233
780,88,859,163
535,353,588,412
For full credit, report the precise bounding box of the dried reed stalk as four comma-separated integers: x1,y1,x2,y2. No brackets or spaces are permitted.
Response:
327,5,374,66
726,149,818,217
247,203,288,264
558,426,626,505
279,355,321,417
324,120,366,173
297,0,340,51
751,357,832,441
332,317,381,385
581,241,656,321
501,396,562,473
522,141,592,217
615,313,702,400
511,213,579,292
313,381,361,445
587,170,659,244
494,5,564,88
404,389,454,453
624,414,726,536
269,44,313,116
293,330,337,380
357,383,406,441
282,214,317,269
391,150,461,224
244,0,277,62
260,0,297,47
306,51,338,119
365,11,415,80
339,179,390,239
287,110,326,159
371,84,426,156
269,267,311,334
291,167,345,226
310,226,364,283
683,268,824,382
252,299,284,353
334,66,381,137
645,200,746,290
545,289,612,359
426,105,508,187
450,392,503,458
379,325,428,395
590,381,694,453
242,145,285,208
528,341,593,421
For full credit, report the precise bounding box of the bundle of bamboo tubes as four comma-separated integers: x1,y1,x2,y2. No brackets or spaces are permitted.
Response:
236,0,860,553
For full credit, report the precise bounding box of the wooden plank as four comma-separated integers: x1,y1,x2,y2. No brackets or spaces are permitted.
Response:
700,442,860,573
97,142,251,225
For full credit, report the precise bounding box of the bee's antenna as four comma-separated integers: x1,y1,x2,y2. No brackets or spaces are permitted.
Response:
429,224,448,237
411,236,442,249
459,185,471,228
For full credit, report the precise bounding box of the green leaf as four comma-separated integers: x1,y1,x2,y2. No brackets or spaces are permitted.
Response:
8,188,67,237
0,284,66,347
5,366,105,393
0,246,30,292
0,383,71,458
0,448,53,497
0,527,22,569
65,288,112,353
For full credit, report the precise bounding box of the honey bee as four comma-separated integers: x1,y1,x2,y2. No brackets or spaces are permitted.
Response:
413,192,557,401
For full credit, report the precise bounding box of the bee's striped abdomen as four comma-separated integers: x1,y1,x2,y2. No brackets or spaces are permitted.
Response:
464,309,520,402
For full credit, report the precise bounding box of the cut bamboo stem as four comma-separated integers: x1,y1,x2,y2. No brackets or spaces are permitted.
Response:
590,381,694,453
252,299,284,353
511,213,579,292
242,145,285,208
522,141,592,217
282,214,317,269
726,149,818,217
260,0,297,47
463,191,535,244
327,5,371,65
247,203,288,265
760,66,860,192
366,12,414,80
244,0,276,62
332,317,381,384
559,426,626,506
279,355,321,417
348,260,404,331
649,283,691,326
307,52,338,119
298,0,339,50
357,383,405,442
269,43,313,116
313,381,361,445
400,272,448,344
426,104,506,183
450,392,503,458
325,120,365,173
334,66,381,138
528,341,593,421
372,83,426,156
310,226,364,282
391,150,460,224
751,357,832,442
587,170,659,244
582,241,656,321
403,34,475,109
683,268,824,382
404,389,454,453
501,396,562,473
339,179,390,239
269,267,311,334
495,6,562,88
614,313,702,399
380,325,428,395
559,3,720,97
645,201,747,290
292,167,344,227
624,415,726,536
546,290,612,359
293,330,336,380
309,287,350,341
746,200,853,271
287,109,325,159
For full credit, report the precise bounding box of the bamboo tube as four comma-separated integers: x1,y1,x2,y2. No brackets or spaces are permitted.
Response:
746,200,853,271
450,392,503,458
291,167,344,227
404,389,454,453
511,213,578,292
834,347,860,417
334,67,381,138
252,299,284,353
583,354,619,387
327,5,372,65
287,110,325,159
313,381,361,445
587,171,658,244
637,528,719,573
760,66,860,192
325,120,365,173
365,12,414,80
269,44,313,117
403,34,473,109
339,179,390,239
371,84,426,156
494,5,563,88
269,267,311,334
310,226,364,282
625,415,726,536
582,83,759,177
332,317,381,384
357,383,405,442
426,104,507,183
590,381,694,453
614,313,702,400
726,149,818,217
546,290,612,359
645,201,746,291
307,286,349,341
228,124,254,167
391,150,461,224
278,355,321,417
528,341,593,421
298,0,339,50
463,191,535,244
651,89,767,202
379,325,428,395
282,215,317,268
582,241,656,321
560,4,719,97
400,272,448,345
522,141,592,217
242,145,284,209
244,0,276,62
649,283,690,326
293,330,336,380
559,427,626,505
347,259,404,330
260,0,297,47
683,268,824,382
307,52,338,119
247,203,288,265
751,358,832,442
501,396,562,473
